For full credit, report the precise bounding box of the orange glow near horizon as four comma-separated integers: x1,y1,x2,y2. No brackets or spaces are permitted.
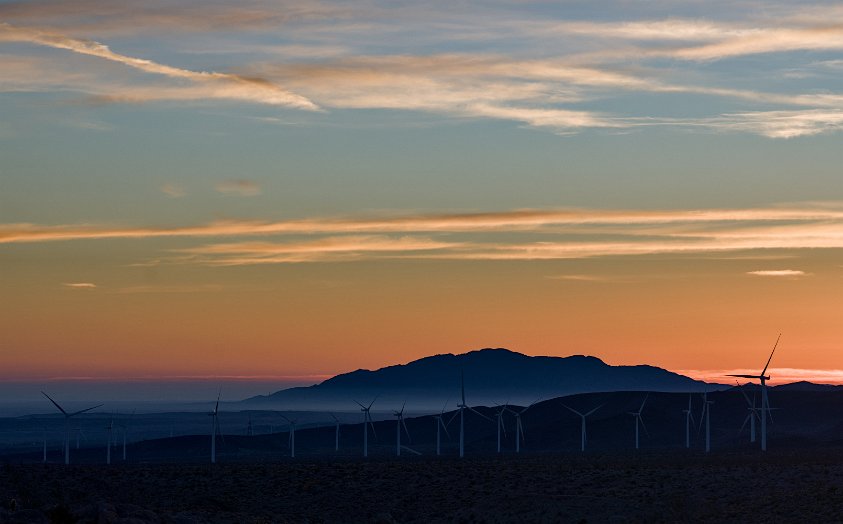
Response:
1,236,841,385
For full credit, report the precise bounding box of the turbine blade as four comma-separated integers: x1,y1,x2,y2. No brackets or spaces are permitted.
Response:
402,418,411,441
367,412,378,440
468,406,493,422
761,333,781,376
639,416,649,437
446,410,459,427
353,400,366,409
440,419,452,440
736,381,753,407
69,404,103,417
739,414,750,434
41,392,67,415
639,393,649,412
367,395,379,410
727,374,761,379
585,404,604,417
561,403,583,417
440,398,450,415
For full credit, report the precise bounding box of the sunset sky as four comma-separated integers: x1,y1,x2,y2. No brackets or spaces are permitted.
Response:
2,0,843,400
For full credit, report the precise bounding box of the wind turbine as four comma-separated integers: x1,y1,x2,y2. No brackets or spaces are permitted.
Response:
736,382,760,443
727,334,780,451
354,397,378,458
329,413,341,452
209,391,221,464
510,400,539,453
280,414,297,458
41,392,102,465
456,371,492,458
493,404,508,454
627,394,648,450
699,392,714,453
119,410,134,461
433,401,451,456
393,402,411,456
562,403,602,452
74,427,87,450
105,415,114,465
681,394,696,449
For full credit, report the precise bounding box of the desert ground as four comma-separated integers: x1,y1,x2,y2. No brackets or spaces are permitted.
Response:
2,450,843,523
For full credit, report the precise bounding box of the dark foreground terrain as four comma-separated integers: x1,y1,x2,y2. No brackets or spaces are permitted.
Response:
2,451,843,523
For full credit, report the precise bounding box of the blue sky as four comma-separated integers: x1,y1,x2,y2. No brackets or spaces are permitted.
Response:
2,1,843,400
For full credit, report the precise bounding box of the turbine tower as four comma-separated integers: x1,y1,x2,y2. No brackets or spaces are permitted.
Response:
627,394,648,450
280,415,297,458
727,334,780,451
354,397,378,458
105,415,114,465
681,394,696,449
494,404,508,454
456,371,492,458
41,392,102,465
393,402,411,456
736,382,760,443
699,392,713,453
510,400,539,453
119,411,134,462
329,413,341,452
562,403,602,452
433,402,451,456
209,391,221,464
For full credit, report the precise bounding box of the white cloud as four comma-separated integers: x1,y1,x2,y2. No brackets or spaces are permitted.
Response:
746,270,807,277
215,179,261,196
62,282,97,289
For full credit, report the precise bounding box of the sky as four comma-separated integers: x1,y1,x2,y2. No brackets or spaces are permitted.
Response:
2,0,843,402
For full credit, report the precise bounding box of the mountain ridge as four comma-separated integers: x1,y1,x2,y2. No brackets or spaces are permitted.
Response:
242,348,725,410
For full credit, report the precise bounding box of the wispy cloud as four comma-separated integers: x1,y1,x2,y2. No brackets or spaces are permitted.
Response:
4,204,843,265
4,205,843,244
178,235,460,265
747,269,807,277
62,282,96,289
215,179,262,197
160,183,185,198
0,22,318,110
114,284,223,294
702,110,843,138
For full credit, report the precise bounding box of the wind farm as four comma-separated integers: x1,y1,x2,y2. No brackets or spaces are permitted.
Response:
3,0,843,521
5,346,843,522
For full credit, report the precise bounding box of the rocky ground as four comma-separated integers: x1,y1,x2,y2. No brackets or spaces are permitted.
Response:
2,450,843,523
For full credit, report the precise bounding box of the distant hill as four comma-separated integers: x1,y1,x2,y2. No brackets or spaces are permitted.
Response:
774,381,843,392
241,348,723,411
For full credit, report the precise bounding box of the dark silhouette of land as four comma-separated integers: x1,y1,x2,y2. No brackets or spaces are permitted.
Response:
3,451,843,523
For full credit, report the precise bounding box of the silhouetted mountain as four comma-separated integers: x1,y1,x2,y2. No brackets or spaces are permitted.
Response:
242,348,722,410
774,381,843,392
